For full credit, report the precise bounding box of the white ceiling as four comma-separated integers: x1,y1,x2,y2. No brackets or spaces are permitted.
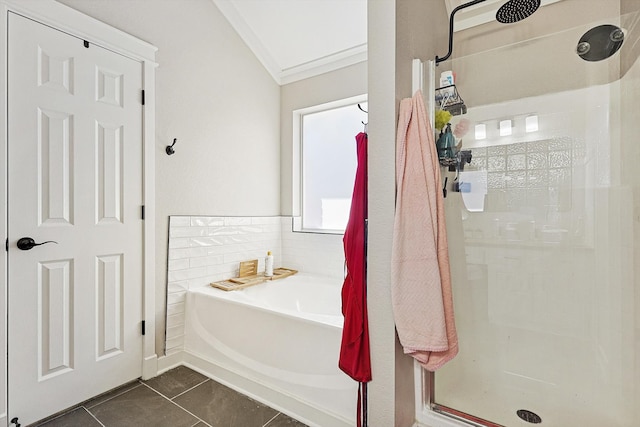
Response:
212,0,367,85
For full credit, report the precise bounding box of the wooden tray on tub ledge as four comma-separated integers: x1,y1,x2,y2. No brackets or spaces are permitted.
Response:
210,260,298,291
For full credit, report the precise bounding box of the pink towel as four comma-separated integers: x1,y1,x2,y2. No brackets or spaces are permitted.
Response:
391,90,458,371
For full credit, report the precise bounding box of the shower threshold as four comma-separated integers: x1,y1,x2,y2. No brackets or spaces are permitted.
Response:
432,404,505,427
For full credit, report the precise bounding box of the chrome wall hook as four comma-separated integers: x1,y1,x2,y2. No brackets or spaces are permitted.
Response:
166,138,177,155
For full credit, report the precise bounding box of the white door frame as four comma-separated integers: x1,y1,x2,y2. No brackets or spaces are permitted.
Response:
0,0,157,423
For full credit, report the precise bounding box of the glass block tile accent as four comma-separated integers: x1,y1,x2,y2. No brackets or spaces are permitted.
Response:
472,147,487,157
549,150,571,168
507,154,526,171
527,169,549,188
505,171,527,188
527,140,548,152
527,152,548,169
488,172,506,189
548,137,572,151
488,145,507,156
488,155,506,172
471,156,487,170
507,143,526,154
549,168,572,186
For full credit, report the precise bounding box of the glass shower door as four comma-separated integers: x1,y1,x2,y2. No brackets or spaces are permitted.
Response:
432,9,640,427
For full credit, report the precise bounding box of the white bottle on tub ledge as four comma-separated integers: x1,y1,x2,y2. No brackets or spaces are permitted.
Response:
265,250,274,277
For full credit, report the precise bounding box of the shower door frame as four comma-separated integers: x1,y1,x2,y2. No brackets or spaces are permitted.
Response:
411,58,503,427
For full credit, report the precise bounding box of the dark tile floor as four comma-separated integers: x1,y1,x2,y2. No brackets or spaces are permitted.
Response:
31,365,307,427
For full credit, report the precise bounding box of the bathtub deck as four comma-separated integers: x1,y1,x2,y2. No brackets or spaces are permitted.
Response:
32,365,307,427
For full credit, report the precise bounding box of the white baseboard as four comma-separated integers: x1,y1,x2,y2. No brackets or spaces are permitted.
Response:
156,351,184,375
142,354,158,380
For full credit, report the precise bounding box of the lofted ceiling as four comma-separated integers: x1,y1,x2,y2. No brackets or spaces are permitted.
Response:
212,0,367,85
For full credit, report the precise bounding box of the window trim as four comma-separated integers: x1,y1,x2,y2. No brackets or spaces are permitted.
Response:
292,94,367,234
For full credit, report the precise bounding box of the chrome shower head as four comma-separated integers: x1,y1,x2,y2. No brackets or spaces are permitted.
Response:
496,0,541,24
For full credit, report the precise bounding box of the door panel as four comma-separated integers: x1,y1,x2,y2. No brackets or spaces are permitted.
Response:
8,13,144,425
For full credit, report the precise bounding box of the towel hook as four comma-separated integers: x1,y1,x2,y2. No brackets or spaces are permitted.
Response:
358,103,368,133
166,138,177,155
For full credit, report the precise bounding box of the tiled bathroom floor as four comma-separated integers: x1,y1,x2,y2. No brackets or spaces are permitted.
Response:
31,365,307,427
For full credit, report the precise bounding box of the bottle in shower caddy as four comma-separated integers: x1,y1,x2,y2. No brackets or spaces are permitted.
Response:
265,250,274,277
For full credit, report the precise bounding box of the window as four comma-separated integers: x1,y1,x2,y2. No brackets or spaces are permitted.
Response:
293,95,367,233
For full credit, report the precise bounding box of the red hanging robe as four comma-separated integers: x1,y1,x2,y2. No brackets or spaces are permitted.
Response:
339,132,371,383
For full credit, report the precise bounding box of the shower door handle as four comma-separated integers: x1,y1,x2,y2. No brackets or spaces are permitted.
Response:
17,237,58,251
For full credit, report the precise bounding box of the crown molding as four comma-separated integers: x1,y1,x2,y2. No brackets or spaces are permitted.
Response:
280,43,367,85
211,0,366,85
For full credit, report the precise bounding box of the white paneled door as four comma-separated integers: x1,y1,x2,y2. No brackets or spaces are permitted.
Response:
7,13,143,425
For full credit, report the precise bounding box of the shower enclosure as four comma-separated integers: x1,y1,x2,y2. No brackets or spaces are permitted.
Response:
414,4,640,427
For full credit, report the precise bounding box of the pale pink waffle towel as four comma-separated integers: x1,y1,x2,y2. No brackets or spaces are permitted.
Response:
391,90,458,371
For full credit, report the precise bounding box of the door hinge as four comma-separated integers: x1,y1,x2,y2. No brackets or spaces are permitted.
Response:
141,205,145,220
141,320,146,336
5,238,7,252
141,89,145,105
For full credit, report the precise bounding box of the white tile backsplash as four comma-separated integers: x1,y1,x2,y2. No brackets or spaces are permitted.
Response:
165,215,345,354
281,218,345,280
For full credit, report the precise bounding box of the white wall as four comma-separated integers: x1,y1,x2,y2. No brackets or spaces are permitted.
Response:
56,0,282,355
364,1,450,425
367,1,398,425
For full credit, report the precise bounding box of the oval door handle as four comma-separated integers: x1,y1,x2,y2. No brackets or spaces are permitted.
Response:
16,237,58,251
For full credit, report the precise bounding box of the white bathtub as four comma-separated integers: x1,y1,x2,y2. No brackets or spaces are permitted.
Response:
183,273,357,427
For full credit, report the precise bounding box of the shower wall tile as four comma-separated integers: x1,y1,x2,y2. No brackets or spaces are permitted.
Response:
527,140,547,152
169,248,191,260
471,155,487,170
191,216,224,227
170,227,207,238
169,238,190,249
488,145,506,156
507,154,526,170
167,313,185,327
488,156,506,172
224,217,252,226
167,302,185,317
170,216,190,227
488,172,506,189
168,259,189,271
168,281,188,294
549,150,571,168
166,325,185,340
507,143,526,154
505,171,527,188
189,255,224,268
281,217,344,280
527,170,549,188
527,152,548,169
167,292,186,306
165,336,184,354
165,215,344,355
